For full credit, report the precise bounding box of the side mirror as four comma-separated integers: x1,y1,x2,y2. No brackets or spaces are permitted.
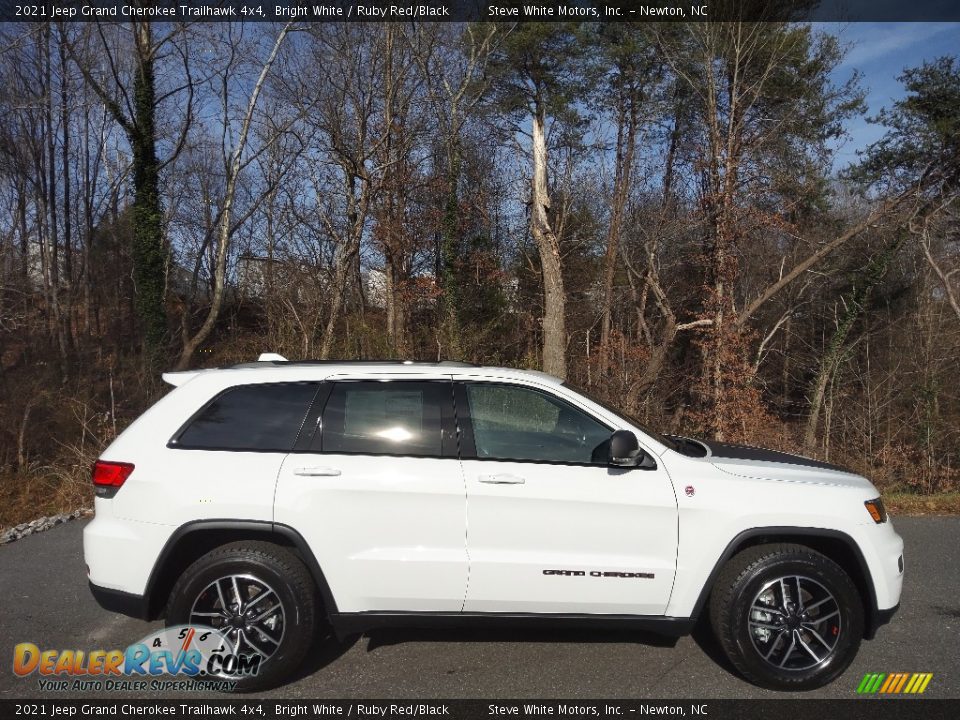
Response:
609,430,656,469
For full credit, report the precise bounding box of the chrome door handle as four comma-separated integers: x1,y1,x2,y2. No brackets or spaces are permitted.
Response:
293,467,342,477
478,473,525,485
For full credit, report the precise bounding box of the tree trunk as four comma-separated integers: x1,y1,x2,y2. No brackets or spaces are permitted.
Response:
438,151,463,359
58,25,74,350
43,23,68,369
531,101,566,379
599,95,638,363
176,23,290,370
320,171,368,360
385,255,397,351
803,235,905,451
130,22,168,356
81,97,93,336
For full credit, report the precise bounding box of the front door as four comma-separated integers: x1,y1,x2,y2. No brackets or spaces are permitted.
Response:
456,380,678,615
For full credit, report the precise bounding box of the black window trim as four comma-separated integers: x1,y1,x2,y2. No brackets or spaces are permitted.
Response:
454,380,631,469
292,382,333,453
167,381,323,454
301,378,460,461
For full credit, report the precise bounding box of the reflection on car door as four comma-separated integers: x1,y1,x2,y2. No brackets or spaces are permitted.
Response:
455,379,678,616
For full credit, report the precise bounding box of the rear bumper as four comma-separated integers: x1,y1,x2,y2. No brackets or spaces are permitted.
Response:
88,582,150,620
83,507,173,597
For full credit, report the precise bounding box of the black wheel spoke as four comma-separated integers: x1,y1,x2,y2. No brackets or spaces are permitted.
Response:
807,609,840,624
763,631,786,661
749,620,782,631
795,630,821,662
251,602,282,624
803,624,834,650
240,629,271,657
804,596,832,613
231,576,244,612
778,635,797,668
215,579,229,612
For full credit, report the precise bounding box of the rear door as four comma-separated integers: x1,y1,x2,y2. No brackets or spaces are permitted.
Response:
273,376,468,613
456,378,678,615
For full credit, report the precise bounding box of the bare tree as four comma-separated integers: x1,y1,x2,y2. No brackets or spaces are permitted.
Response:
403,23,498,358
175,23,292,370
67,21,196,354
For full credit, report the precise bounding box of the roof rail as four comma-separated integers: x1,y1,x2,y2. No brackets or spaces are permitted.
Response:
227,357,479,369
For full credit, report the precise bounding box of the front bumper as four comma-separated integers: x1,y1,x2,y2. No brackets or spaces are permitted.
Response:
866,601,900,640
856,518,904,639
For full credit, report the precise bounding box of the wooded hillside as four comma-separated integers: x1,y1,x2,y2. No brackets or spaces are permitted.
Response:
1,21,958,526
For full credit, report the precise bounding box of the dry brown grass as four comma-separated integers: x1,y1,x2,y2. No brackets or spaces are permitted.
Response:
0,395,117,531
0,466,92,529
884,491,960,516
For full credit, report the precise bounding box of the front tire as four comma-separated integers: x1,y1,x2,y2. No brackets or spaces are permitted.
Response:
165,540,316,692
709,543,863,690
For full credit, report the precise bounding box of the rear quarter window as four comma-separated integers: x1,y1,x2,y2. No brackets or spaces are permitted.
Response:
171,382,320,452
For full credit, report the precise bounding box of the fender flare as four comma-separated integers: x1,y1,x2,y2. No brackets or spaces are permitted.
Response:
143,518,339,619
688,526,882,636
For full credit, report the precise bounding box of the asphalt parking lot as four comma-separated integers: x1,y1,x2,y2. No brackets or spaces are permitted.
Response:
0,517,956,699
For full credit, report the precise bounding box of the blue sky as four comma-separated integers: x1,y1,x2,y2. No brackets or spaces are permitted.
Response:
821,22,960,171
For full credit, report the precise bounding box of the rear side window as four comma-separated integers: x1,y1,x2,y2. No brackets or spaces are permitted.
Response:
317,381,446,457
172,383,319,452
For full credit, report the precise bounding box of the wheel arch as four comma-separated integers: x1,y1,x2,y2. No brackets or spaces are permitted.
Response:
691,527,881,639
144,519,338,621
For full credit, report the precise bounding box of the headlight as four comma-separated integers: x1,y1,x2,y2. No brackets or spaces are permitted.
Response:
864,497,887,524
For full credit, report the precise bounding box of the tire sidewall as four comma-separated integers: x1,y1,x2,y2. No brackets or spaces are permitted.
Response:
728,555,863,690
166,551,313,692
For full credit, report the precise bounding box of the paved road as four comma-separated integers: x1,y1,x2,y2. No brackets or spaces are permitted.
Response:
0,517,957,699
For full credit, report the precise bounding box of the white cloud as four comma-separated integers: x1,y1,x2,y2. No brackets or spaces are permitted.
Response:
836,22,960,70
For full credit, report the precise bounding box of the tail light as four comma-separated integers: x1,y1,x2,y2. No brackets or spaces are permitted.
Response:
92,460,134,498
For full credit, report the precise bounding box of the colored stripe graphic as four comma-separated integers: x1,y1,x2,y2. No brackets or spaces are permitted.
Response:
892,673,909,693
858,672,932,694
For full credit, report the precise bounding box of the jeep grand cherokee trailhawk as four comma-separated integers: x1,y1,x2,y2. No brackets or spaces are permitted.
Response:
84,355,903,691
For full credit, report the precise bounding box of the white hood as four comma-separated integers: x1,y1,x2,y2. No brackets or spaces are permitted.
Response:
710,456,876,492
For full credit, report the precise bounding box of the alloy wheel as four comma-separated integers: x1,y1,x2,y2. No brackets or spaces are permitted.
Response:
748,575,842,671
189,573,286,662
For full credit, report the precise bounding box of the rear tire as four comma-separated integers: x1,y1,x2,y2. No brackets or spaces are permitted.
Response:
165,540,316,692
709,543,863,690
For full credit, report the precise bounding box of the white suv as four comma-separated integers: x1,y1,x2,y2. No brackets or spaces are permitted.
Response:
84,356,903,691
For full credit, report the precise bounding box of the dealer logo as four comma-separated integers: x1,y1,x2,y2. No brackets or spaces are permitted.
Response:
13,625,261,691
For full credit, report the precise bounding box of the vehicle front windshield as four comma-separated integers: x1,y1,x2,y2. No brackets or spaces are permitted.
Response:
561,382,679,452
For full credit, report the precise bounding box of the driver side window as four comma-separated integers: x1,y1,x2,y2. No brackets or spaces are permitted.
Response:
463,383,611,465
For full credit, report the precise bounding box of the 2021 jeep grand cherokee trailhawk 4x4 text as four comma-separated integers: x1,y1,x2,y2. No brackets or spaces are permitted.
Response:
84,356,903,691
